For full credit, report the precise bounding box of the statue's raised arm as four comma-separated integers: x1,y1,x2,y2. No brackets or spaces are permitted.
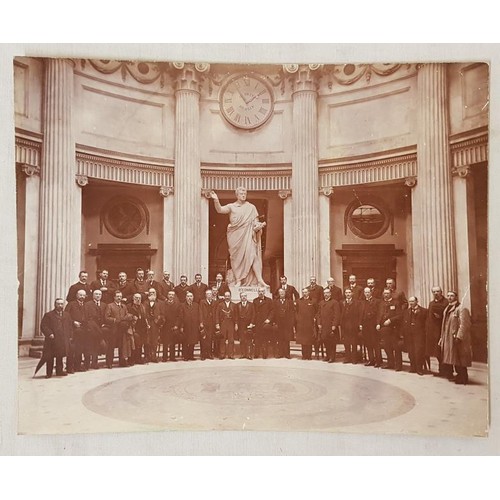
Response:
211,187,268,288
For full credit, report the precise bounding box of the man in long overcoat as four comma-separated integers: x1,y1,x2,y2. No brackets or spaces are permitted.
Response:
127,292,149,364
199,289,217,360
316,288,341,363
376,288,404,371
236,292,255,359
340,288,362,364
179,291,201,361
104,290,135,368
273,288,296,358
440,291,472,384
215,291,239,359
162,290,181,361
425,286,448,376
401,296,428,375
143,288,165,363
359,287,382,367
65,289,88,373
38,298,72,378
295,287,317,360
253,287,274,359
84,289,107,369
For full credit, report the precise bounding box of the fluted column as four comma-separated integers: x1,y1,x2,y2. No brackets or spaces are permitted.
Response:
20,164,40,340
37,58,78,331
279,190,293,283
414,63,457,306
319,187,333,287
452,166,474,309
200,189,211,281
289,64,320,289
173,63,202,282
160,186,174,277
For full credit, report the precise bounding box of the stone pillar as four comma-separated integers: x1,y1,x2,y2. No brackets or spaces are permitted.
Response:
405,177,418,298
20,164,40,340
414,63,457,306
288,64,321,290
200,189,211,282
279,190,293,283
37,58,78,330
319,187,333,287
173,63,202,283
452,166,474,309
160,186,174,277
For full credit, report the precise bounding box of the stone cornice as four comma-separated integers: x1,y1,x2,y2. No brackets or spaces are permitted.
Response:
319,152,417,188
450,132,488,168
201,168,291,191
76,151,174,187
15,135,42,168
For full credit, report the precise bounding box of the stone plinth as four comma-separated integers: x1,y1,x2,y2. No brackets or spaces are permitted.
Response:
228,285,272,303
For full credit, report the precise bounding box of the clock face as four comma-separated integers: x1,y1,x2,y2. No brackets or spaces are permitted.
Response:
220,74,274,130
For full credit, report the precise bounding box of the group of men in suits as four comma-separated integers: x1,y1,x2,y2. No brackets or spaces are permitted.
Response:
36,270,472,386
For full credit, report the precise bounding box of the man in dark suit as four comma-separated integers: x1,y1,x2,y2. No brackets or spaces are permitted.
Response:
174,275,190,303
143,288,165,363
64,289,88,373
359,287,382,367
307,276,324,359
366,277,382,299
84,289,107,369
179,291,201,361
236,292,255,359
376,288,404,371
213,272,230,301
145,270,162,297
158,271,175,300
90,269,116,304
306,276,323,304
104,290,134,368
38,298,72,378
66,271,92,303
127,292,149,364
326,277,343,303
347,274,364,301
199,289,217,360
316,288,341,363
216,291,238,359
114,271,135,304
273,288,296,358
340,288,362,364
189,273,209,304
295,287,317,360
385,278,408,309
253,287,274,359
402,296,428,375
162,290,181,361
131,268,149,301
273,276,300,303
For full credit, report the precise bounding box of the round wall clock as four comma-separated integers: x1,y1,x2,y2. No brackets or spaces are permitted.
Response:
219,74,274,130
102,196,148,239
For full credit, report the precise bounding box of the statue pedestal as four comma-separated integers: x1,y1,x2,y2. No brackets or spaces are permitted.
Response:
228,284,272,302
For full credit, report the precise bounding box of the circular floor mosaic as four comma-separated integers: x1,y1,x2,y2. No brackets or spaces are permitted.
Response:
82,366,415,431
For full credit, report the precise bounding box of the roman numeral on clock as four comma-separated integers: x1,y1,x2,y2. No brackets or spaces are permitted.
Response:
244,116,251,125
259,107,268,115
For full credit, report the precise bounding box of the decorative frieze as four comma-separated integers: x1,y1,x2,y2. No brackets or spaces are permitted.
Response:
201,168,291,191
319,153,417,188
450,134,488,168
15,136,41,169
76,151,174,187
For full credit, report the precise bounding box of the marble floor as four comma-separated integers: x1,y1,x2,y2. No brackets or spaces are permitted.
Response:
18,352,489,437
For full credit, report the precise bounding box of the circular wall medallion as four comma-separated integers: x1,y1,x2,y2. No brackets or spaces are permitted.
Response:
102,196,148,239
346,196,391,240
219,74,274,130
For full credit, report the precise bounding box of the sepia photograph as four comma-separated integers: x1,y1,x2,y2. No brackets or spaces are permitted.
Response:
12,49,490,440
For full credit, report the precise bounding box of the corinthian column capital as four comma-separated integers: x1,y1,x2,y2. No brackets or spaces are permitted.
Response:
171,62,207,93
285,64,323,93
